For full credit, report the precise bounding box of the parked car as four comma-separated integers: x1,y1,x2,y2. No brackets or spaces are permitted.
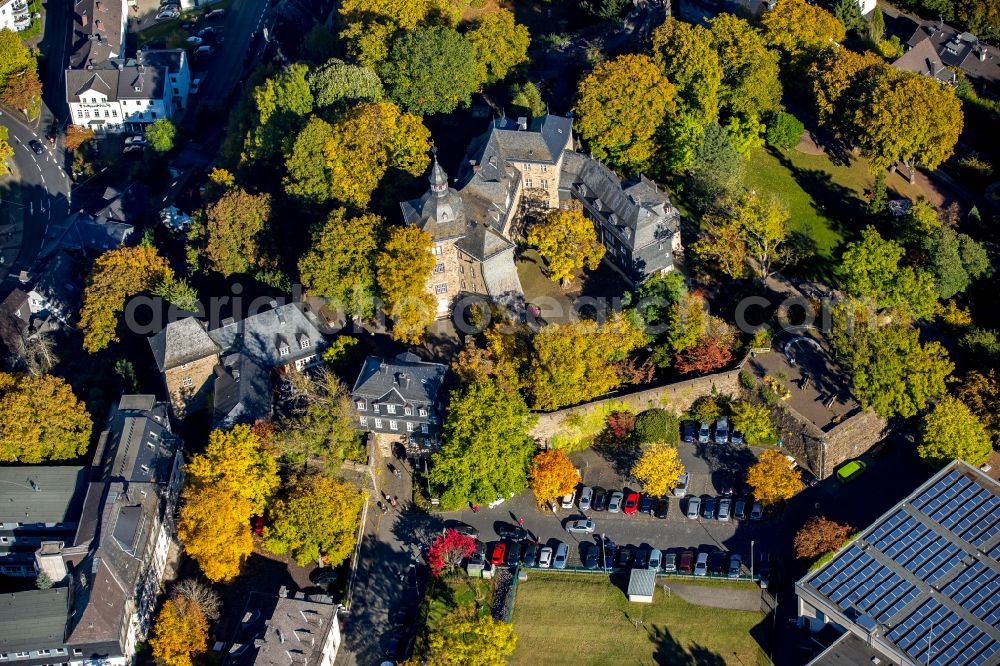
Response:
623,492,640,515
28,139,45,155
504,540,522,566
491,542,506,566
384,634,402,659
734,497,747,520
836,460,867,484
448,522,479,539
608,491,624,513
205,8,225,18
539,546,553,568
583,544,599,569
522,543,540,567
560,490,576,509
682,420,696,443
717,498,731,521
662,551,677,573
695,552,709,576
678,550,695,574
185,35,203,44
653,498,669,519
730,429,744,445
714,417,729,444
701,496,716,520
565,519,595,534
633,547,650,569
194,45,215,56
750,502,764,521
728,554,742,578
698,422,711,443
579,486,593,512
708,551,727,576
800,468,819,488
591,486,607,511
686,496,701,519
553,542,568,569
469,541,485,567
674,472,690,498
602,542,617,569
639,494,654,515
496,524,528,541
155,7,179,19
616,545,633,568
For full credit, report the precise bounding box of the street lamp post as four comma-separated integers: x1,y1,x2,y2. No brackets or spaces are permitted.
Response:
601,533,608,573
751,540,755,581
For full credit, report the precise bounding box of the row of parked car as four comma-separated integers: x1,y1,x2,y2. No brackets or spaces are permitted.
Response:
564,486,671,516
682,418,743,445
686,495,764,521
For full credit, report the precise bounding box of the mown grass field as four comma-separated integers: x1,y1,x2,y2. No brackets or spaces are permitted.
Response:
509,573,770,666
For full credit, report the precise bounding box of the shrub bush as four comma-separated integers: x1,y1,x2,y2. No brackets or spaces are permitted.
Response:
765,111,804,150
633,408,680,446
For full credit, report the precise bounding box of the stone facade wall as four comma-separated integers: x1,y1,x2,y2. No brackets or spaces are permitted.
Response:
821,409,890,478
530,368,743,445
428,239,464,318
510,159,560,209
163,355,217,416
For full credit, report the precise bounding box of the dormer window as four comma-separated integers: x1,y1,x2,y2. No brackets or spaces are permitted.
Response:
356,400,366,411
387,404,397,415
279,345,290,357
300,337,310,350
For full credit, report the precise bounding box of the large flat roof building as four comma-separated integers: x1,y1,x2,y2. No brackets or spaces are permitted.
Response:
796,460,1000,666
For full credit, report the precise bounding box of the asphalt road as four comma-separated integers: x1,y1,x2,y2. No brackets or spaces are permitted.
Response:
198,0,271,108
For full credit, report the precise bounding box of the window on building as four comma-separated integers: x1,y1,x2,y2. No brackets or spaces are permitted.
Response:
300,337,310,349
431,245,443,256
542,164,548,172
386,404,396,414
112,109,117,117
461,280,466,290
433,263,445,274
356,400,366,411
72,651,82,657
279,345,290,356
421,423,429,434
151,111,157,119
182,377,193,388
435,283,447,294
418,408,428,417
541,180,548,189
389,420,398,431
524,163,531,172
458,265,464,274
525,179,533,188
359,416,367,426
404,406,412,416
374,418,383,429
406,422,415,432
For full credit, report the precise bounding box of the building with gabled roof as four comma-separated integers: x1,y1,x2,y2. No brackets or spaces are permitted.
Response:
68,0,126,69
796,460,1000,666
905,20,1000,96
223,589,342,666
351,352,447,456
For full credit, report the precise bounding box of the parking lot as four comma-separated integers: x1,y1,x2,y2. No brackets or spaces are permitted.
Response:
440,440,776,574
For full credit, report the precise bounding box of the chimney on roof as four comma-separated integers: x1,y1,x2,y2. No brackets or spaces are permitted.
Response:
980,46,988,61
379,361,388,374
95,1,102,10
397,373,409,389
81,11,87,26
517,116,527,131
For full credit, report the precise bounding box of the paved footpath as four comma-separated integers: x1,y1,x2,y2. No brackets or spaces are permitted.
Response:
665,583,762,612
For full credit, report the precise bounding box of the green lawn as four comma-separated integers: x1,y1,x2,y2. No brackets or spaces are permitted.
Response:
510,573,769,666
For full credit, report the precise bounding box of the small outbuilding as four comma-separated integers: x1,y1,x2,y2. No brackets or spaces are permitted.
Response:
627,568,656,603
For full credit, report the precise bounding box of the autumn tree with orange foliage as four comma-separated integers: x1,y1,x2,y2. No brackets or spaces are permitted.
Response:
0,64,42,116
746,449,804,506
674,337,734,374
63,125,95,152
177,485,255,583
150,597,208,666
529,449,579,509
794,516,853,559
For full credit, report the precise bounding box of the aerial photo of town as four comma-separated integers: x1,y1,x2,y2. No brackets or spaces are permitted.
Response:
0,0,998,663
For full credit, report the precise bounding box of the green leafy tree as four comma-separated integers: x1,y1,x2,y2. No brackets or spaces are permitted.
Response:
710,14,782,118
274,370,362,471
0,126,14,175
526,314,648,411
204,188,271,276
633,409,681,446
264,474,365,566
839,226,938,319
429,379,537,510
918,396,992,467
467,9,530,86
146,118,176,153
0,29,33,88
580,0,631,19
425,606,518,666
377,226,436,344
526,208,605,285
867,5,885,42
692,189,790,281
338,0,458,68
651,19,721,127
0,62,42,116
730,400,777,445
631,271,687,329
380,26,478,115
309,58,384,109
765,111,805,150
725,113,766,158
689,123,744,203
833,0,864,33
243,63,314,164
841,324,953,418
659,111,706,173
323,102,431,208
574,54,676,173
0,373,92,463
283,116,335,204
510,81,545,118
925,227,991,299
299,209,382,319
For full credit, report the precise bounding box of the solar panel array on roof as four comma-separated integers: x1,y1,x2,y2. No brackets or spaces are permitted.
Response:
941,561,1000,628
809,545,919,625
886,598,998,666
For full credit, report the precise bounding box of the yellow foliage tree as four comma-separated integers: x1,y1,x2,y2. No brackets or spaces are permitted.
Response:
339,0,465,67
185,424,280,516
746,449,804,506
574,54,676,173
529,449,579,508
150,597,208,666
0,372,92,463
632,443,686,497
377,225,436,344
177,485,254,583
527,209,605,285
425,606,517,666
762,0,845,58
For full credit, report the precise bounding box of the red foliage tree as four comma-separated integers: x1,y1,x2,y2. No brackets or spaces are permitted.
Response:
426,529,477,577
794,516,854,559
674,337,734,374
605,411,637,440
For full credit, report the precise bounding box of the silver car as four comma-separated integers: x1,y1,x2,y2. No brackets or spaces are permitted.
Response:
698,422,711,443
539,546,553,569
565,519,595,534
553,542,568,569
608,491,624,513
579,486,593,512
717,498,731,521
695,552,709,576
686,496,701,519
648,548,662,570
714,417,729,444
674,472,690,498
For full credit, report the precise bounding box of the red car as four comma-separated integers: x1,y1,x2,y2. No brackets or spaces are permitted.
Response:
491,542,506,566
623,492,640,515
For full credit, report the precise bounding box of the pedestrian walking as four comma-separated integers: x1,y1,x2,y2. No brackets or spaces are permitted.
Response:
517,517,525,527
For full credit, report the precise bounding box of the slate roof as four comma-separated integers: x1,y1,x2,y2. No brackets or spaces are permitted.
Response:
68,0,125,68
66,395,182,654
808,631,897,666
352,352,447,405
65,70,118,103
893,37,957,84
65,62,168,104
148,317,220,372
38,210,133,260
32,251,82,319
0,288,31,350
0,588,69,653
0,466,88,524
253,595,338,666
907,22,1000,90
797,460,1000,666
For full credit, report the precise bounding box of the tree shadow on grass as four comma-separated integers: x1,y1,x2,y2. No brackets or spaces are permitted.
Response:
648,624,730,665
